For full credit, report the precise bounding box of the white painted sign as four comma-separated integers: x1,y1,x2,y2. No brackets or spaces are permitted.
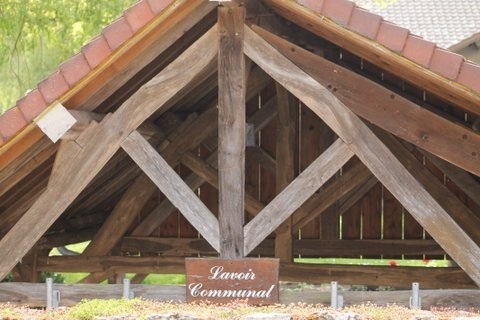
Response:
35,102,77,143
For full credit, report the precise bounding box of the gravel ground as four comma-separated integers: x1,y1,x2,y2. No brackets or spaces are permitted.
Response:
1,301,480,320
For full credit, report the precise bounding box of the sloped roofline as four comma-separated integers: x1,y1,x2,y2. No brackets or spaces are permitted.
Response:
0,0,480,156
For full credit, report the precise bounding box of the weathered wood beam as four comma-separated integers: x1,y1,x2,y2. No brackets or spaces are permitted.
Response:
121,237,445,257
78,271,113,284
217,5,246,258
36,255,475,289
246,146,276,172
262,0,480,116
181,150,265,217
121,130,220,251
83,107,217,257
0,0,216,173
38,256,185,274
133,95,276,236
422,151,480,208
63,110,164,142
337,176,379,216
244,139,354,255
292,161,374,231
279,263,476,289
251,24,480,177
0,139,55,199
372,127,480,244
0,25,218,281
274,83,297,262
244,25,480,286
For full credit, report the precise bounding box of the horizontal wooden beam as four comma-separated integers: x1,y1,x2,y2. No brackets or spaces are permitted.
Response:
36,256,475,289
280,263,476,289
120,237,445,257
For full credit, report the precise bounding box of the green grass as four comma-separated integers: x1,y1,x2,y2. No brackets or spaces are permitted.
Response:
65,298,143,320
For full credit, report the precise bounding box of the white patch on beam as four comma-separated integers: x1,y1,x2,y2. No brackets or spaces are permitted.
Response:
35,102,77,143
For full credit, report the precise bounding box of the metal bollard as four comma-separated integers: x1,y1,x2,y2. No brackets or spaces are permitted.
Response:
46,278,60,309
123,278,134,299
409,282,421,309
330,281,344,309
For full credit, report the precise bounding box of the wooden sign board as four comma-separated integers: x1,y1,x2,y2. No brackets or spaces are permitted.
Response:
185,258,279,304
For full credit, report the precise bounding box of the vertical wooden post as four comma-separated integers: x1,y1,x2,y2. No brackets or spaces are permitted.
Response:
218,4,246,258
274,83,297,262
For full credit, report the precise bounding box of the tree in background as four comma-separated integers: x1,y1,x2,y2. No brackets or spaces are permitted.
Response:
0,0,135,113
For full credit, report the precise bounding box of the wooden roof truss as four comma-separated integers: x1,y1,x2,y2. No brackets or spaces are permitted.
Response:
1,2,479,288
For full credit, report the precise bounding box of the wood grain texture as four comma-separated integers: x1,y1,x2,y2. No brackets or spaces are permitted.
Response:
217,6,246,258
292,161,373,231
244,139,354,255
274,83,297,262
263,0,480,116
0,26,218,280
250,24,480,177
244,25,480,286
121,130,220,252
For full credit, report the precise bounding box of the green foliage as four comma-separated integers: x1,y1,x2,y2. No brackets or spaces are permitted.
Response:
40,272,65,284
0,0,136,113
142,274,186,285
66,298,143,320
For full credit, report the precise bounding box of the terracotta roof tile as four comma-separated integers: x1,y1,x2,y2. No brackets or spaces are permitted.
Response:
124,1,155,33
376,21,409,53
37,71,70,105
81,35,113,69
0,0,175,148
299,0,480,93
429,47,464,80
321,0,355,26
355,0,480,49
102,16,134,50
146,0,173,15
0,107,28,140
17,89,48,122
348,7,382,39
457,61,480,93
402,35,435,68
59,53,92,87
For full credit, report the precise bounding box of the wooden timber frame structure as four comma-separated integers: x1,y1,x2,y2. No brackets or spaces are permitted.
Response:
1,0,480,290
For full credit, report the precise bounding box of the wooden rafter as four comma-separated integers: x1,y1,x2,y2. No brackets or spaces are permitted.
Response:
244,24,480,286
0,25,218,281
131,91,275,237
252,25,480,178
121,130,220,251
244,139,354,255
263,0,480,116
83,106,217,257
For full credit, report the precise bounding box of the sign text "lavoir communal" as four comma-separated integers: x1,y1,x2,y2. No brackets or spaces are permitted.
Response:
185,258,279,304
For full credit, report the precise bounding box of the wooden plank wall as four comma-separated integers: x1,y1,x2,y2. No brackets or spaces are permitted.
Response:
146,76,480,261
